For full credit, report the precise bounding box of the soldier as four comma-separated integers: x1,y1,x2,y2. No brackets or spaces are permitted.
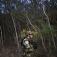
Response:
21,31,34,57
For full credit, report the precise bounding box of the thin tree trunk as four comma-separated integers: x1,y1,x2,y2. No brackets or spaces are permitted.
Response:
11,13,22,57
42,4,56,48
0,26,4,47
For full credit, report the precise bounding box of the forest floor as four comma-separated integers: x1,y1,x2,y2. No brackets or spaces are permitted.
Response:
0,46,18,57
0,44,56,57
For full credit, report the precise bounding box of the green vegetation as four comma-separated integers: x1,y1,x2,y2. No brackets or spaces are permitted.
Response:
0,0,57,57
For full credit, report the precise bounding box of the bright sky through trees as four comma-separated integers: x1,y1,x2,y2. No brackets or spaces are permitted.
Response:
0,0,57,14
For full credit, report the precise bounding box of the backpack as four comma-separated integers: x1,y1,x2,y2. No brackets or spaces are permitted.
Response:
32,41,37,49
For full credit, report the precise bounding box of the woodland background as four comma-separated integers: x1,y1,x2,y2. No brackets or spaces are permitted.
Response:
0,0,57,57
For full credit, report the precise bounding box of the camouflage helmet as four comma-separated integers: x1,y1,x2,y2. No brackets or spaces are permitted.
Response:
26,31,33,36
